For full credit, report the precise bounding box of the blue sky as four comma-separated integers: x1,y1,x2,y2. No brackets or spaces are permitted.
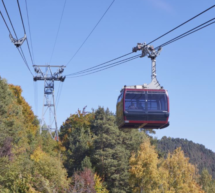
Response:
0,0,215,151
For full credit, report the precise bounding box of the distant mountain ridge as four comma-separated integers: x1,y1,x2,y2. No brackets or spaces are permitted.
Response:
156,137,215,179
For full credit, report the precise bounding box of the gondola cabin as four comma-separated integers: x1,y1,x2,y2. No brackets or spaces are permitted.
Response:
116,85,169,129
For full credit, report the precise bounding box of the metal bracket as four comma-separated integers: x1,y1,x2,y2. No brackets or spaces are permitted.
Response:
9,34,27,48
132,43,163,89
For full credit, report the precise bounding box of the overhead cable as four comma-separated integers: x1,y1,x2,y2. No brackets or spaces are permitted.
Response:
65,52,133,76
56,83,64,110
148,4,215,45
67,17,215,79
65,5,215,77
155,18,215,49
55,82,62,109
66,0,116,66
0,10,11,34
25,0,34,62
0,2,34,76
66,54,140,77
17,0,34,65
67,54,141,78
50,0,67,64
34,81,38,115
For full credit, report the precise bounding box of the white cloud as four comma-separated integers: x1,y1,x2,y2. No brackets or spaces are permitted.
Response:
147,0,174,13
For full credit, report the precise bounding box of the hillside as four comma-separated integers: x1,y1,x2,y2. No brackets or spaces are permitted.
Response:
156,137,215,178
1,76,215,192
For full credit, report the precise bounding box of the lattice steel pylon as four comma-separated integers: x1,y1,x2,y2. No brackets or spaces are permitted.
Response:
33,65,66,141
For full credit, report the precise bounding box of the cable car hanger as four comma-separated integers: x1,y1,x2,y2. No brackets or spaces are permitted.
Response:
116,43,169,130
132,43,162,90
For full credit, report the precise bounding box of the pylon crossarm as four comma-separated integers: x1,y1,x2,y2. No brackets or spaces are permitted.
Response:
35,65,66,141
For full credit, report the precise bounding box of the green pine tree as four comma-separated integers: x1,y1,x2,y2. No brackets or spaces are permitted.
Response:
91,107,146,193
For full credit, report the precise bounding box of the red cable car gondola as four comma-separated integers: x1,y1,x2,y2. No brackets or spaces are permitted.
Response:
116,43,170,129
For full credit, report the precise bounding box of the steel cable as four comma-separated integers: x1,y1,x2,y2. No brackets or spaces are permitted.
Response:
25,0,34,62
147,5,215,45
66,17,215,79
0,6,33,76
66,0,116,66
50,0,67,64
17,0,34,65
155,19,215,49
65,52,133,76
67,54,141,78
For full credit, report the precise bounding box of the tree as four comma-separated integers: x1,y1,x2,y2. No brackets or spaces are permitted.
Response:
199,169,215,193
157,137,215,178
60,108,94,151
129,139,162,193
70,168,96,193
65,127,93,176
81,156,93,170
94,173,109,193
129,140,205,193
162,147,205,192
0,78,70,192
91,107,146,193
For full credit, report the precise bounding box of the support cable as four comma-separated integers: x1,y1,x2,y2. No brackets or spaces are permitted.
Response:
65,5,215,77
56,83,64,110
66,54,140,77
67,54,141,78
66,0,116,66
0,6,33,76
25,0,34,62
155,18,215,49
147,4,215,45
34,81,38,115
0,10,11,34
67,18,215,79
17,48,34,76
55,82,62,109
1,0,18,37
65,52,133,76
50,0,67,64
17,0,34,65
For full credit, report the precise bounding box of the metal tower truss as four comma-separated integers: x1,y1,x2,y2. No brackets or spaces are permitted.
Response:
132,43,163,89
33,65,66,141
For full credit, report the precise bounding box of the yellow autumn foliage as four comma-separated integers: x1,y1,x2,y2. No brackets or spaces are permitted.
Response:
162,147,205,193
129,139,205,193
31,146,46,162
129,139,162,193
9,84,39,135
94,173,109,193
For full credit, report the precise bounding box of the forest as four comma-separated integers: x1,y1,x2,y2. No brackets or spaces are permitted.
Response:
1,76,215,193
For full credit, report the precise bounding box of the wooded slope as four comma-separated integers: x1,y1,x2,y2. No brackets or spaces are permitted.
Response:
157,137,215,178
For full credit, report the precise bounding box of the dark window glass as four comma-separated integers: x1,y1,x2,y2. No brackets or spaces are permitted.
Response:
125,91,146,111
117,91,124,104
147,93,168,111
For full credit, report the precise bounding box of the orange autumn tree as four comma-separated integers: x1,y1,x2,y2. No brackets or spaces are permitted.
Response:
9,84,39,135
